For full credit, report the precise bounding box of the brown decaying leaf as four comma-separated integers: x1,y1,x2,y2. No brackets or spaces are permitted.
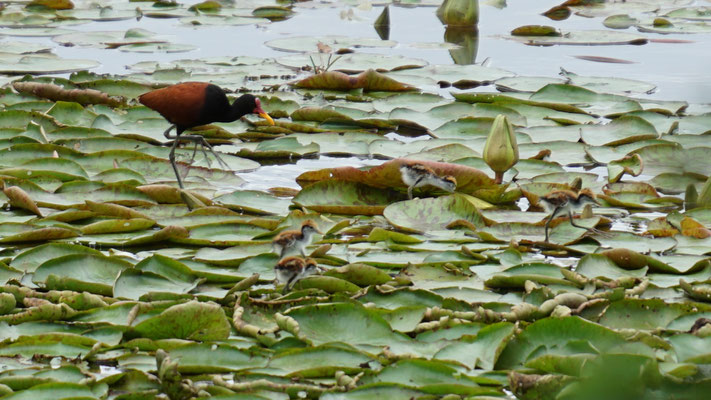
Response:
3,185,43,217
296,159,497,197
542,5,570,21
292,69,415,92
12,81,125,107
28,0,73,10
680,217,711,239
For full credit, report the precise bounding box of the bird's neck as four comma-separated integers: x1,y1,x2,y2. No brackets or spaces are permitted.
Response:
220,98,252,122
301,229,314,242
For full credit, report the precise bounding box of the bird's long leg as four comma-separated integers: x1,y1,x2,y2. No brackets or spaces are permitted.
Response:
163,125,176,139
408,177,424,200
168,134,184,189
568,210,611,237
544,206,562,243
283,276,296,294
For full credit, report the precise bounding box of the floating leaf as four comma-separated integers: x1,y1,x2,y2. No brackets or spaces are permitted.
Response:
131,300,230,341
293,69,415,92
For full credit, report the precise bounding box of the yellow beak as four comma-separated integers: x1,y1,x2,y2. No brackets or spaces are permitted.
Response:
259,112,275,125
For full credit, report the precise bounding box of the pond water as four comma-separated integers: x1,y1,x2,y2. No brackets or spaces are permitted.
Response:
16,0,703,191
39,0,711,104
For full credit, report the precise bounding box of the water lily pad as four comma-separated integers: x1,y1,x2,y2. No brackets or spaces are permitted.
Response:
506,29,647,46
384,194,486,233
33,254,133,296
0,53,99,74
131,300,230,340
293,180,400,215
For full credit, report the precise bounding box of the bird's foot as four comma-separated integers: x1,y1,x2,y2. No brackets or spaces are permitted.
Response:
586,227,613,238
181,134,232,172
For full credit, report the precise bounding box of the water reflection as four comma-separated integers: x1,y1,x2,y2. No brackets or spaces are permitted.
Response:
444,27,479,65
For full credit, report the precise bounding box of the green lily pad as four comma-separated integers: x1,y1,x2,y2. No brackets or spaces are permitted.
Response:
131,300,230,340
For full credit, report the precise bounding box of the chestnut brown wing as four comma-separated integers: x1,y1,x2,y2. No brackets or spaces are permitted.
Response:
138,82,209,128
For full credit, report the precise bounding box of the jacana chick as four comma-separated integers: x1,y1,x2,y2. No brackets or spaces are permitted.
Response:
274,256,321,293
540,188,600,243
139,82,275,189
399,163,457,199
272,220,321,258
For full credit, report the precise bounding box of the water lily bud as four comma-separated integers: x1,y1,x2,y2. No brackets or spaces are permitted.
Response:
483,114,519,183
436,0,479,27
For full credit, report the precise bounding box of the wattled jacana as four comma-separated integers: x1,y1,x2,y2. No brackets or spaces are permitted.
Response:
399,163,457,199
539,188,601,243
139,82,275,188
272,220,321,258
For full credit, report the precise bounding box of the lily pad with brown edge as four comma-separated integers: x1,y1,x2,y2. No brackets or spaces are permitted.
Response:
292,69,415,92
0,224,79,243
293,179,400,216
296,159,498,200
383,194,486,234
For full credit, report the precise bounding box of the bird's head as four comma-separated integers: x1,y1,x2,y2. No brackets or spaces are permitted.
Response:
576,188,600,206
303,258,323,275
441,175,457,193
238,94,274,125
301,220,322,235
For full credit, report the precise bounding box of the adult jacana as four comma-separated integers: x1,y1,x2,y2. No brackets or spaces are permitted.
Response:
139,82,275,188
540,188,601,243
